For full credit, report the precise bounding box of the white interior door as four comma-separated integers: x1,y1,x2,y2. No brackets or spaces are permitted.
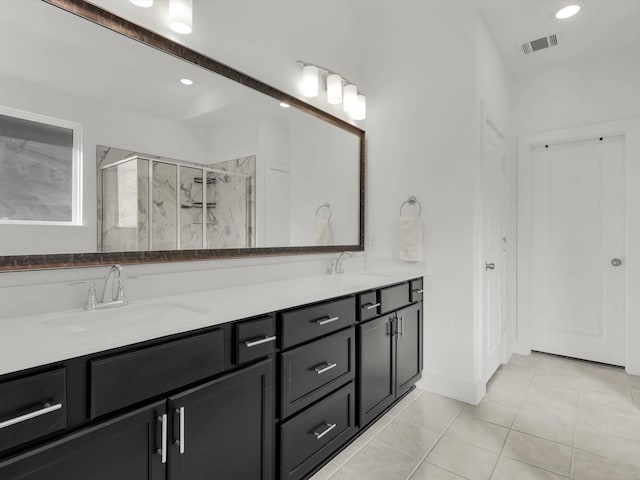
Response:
482,121,506,382
530,136,625,365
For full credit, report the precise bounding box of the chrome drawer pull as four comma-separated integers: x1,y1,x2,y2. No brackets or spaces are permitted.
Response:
0,402,62,430
412,289,424,294
314,362,338,375
157,414,167,464
245,335,277,348
174,407,185,454
316,316,339,326
362,302,381,310
313,422,337,439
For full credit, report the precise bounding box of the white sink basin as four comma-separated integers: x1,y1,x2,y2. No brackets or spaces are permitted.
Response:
42,302,208,334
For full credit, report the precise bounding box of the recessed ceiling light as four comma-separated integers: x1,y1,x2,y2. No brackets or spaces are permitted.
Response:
555,5,581,19
279,102,290,108
180,78,193,85
130,0,154,7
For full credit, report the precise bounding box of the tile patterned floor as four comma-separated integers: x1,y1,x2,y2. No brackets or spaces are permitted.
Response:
310,352,640,480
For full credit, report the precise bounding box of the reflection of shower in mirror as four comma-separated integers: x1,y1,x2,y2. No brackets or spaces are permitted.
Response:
97,145,255,252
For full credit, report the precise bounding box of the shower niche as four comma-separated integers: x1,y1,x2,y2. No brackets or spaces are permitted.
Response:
98,146,255,252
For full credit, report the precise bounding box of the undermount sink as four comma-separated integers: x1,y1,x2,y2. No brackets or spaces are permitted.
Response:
42,302,208,334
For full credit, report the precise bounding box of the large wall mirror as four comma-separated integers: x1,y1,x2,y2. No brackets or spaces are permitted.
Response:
0,0,364,271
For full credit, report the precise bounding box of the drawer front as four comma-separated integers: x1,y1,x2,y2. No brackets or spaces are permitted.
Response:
410,278,424,302
90,329,224,419
281,327,355,419
380,283,410,314
280,382,356,480
357,291,380,322
235,315,276,365
280,297,356,349
0,368,67,453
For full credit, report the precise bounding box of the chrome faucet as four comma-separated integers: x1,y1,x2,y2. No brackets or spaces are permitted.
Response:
72,264,134,311
329,251,352,275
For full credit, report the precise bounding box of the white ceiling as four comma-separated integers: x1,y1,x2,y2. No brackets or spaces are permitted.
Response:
478,0,640,76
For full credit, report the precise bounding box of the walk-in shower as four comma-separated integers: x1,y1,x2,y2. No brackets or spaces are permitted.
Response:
98,147,255,252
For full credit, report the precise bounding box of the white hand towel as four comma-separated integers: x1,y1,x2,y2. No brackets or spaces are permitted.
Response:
399,215,423,262
314,218,332,246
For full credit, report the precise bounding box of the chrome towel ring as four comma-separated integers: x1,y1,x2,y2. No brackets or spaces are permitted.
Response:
315,202,332,221
400,196,422,217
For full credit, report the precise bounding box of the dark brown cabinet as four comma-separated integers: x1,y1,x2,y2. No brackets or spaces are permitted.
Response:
167,359,273,480
358,302,423,427
0,401,166,480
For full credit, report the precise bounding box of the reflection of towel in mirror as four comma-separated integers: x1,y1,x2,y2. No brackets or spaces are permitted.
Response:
399,215,423,262
315,218,332,245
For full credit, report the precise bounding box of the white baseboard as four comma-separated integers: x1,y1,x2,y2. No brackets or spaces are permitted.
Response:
417,370,486,405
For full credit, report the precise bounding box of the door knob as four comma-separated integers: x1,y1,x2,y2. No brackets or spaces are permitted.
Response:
611,258,623,267
485,262,495,271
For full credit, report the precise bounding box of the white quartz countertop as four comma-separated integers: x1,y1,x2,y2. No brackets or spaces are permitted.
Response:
0,266,424,376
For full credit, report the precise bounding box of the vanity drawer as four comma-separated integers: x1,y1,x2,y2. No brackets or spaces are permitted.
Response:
357,291,380,322
380,282,410,314
280,297,356,349
280,327,355,419
90,329,224,418
0,368,67,453
235,315,276,365
410,278,424,302
280,382,356,480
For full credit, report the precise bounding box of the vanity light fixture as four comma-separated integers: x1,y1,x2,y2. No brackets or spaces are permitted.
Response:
180,78,193,85
298,61,366,120
129,0,154,7
301,65,319,98
555,4,581,19
279,102,291,108
169,0,193,34
326,74,343,104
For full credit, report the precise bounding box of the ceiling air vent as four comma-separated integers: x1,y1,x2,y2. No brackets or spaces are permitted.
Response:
521,34,559,55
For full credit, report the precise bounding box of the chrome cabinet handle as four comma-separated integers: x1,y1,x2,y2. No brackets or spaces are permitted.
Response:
0,402,62,430
399,316,404,337
611,258,623,267
313,422,337,439
485,262,495,271
412,289,424,294
316,316,339,326
174,407,185,454
157,414,167,464
244,335,277,348
362,302,381,310
314,362,337,375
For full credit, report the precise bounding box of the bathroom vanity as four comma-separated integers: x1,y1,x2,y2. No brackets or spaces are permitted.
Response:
0,272,423,480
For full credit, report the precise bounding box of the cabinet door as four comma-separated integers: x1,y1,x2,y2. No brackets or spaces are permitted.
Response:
396,303,423,398
357,314,396,427
167,358,273,480
0,401,166,480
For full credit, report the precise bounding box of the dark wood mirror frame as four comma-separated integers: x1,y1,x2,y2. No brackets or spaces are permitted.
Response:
0,0,365,272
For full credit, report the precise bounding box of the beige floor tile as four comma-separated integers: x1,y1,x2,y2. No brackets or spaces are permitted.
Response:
574,426,640,467
340,439,420,480
485,371,531,408
443,414,509,454
521,384,578,419
578,383,635,414
537,355,584,374
462,399,518,428
498,363,537,379
330,434,371,466
387,394,417,418
508,353,542,369
512,408,575,446
576,405,640,440
580,363,629,386
530,370,582,391
491,456,567,480
407,388,425,400
426,436,498,480
628,375,640,388
632,386,640,405
362,413,394,437
375,418,440,460
411,462,465,479
572,449,640,480
399,392,463,433
308,461,340,480
501,431,572,477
